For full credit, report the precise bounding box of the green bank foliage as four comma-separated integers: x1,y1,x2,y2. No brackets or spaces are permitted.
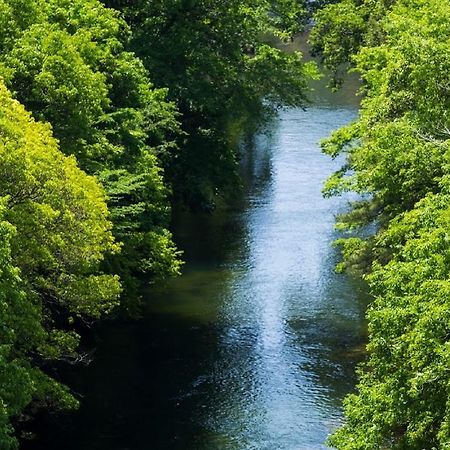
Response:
0,0,183,307
0,0,313,446
312,0,450,448
0,81,120,448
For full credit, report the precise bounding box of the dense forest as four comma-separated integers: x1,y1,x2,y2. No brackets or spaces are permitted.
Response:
0,0,449,448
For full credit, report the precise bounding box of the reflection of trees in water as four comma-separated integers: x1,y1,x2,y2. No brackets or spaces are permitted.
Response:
238,124,278,198
170,125,279,270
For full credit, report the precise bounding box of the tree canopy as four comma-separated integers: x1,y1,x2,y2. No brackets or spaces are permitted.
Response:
0,0,183,307
0,80,122,448
312,0,450,447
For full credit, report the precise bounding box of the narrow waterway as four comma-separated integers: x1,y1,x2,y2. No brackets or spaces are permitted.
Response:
27,63,368,450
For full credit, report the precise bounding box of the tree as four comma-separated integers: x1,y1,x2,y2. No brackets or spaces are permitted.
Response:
0,0,183,307
0,203,44,450
0,80,120,448
311,0,450,447
330,189,450,449
320,0,450,272
309,0,395,87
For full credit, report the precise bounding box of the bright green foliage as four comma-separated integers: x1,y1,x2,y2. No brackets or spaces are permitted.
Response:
0,0,183,303
104,0,316,207
0,201,83,449
0,82,121,316
3,24,110,165
309,0,395,87
0,80,121,448
320,0,450,265
312,0,450,448
0,205,45,450
331,189,450,449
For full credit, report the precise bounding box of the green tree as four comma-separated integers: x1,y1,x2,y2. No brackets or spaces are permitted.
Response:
309,0,395,87
320,0,450,272
0,80,121,448
330,188,450,449
312,0,450,447
0,0,183,307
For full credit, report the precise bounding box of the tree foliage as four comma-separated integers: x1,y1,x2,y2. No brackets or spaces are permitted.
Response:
0,0,183,306
309,0,395,87
0,80,121,448
313,0,450,448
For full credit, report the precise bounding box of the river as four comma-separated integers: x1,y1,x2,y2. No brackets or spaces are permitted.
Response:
26,50,368,450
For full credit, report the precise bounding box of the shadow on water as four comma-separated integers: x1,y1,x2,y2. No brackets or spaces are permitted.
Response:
24,39,368,450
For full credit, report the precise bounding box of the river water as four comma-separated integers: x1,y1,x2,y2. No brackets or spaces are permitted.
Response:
27,55,368,450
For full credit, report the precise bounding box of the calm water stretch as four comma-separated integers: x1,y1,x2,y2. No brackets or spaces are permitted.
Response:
27,56,368,450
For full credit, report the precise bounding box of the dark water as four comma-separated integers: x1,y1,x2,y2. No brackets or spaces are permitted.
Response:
26,60,368,450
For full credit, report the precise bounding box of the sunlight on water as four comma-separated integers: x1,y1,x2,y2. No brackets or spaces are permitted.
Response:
190,106,367,449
